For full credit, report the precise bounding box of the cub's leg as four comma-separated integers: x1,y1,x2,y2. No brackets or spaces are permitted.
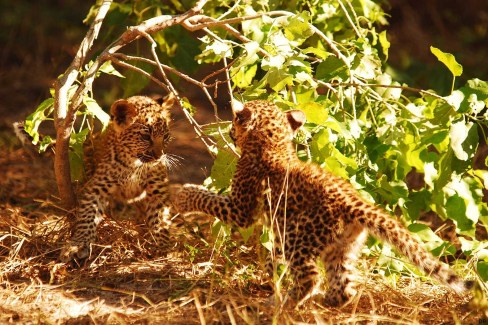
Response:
284,219,322,305
59,175,115,262
322,225,367,307
143,165,173,248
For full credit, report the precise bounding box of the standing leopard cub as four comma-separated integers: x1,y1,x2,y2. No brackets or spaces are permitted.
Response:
60,95,176,262
174,100,472,306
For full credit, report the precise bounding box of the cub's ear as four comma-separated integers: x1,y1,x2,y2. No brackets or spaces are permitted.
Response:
110,99,137,131
232,100,252,122
156,92,177,108
286,110,306,133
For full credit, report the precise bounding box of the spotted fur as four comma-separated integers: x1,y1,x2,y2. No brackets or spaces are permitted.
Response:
174,100,472,306
60,95,176,262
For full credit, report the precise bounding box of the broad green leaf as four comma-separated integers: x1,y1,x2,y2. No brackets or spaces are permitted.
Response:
205,123,238,190
316,56,348,81
83,97,110,129
449,121,474,161
477,261,488,282
284,12,314,45
260,227,274,252
303,46,328,59
377,176,408,204
99,61,124,78
208,149,237,189
297,102,328,125
232,64,257,89
24,97,55,145
445,194,474,234
458,78,488,113
430,242,457,257
204,40,232,60
423,162,438,188
354,54,381,79
402,190,431,221
430,46,463,77
364,135,390,163
262,54,286,70
241,6,265,42
408,223,442,242
240,41,260,66
459,237,488,259
265,68,294,91
444,174,480,229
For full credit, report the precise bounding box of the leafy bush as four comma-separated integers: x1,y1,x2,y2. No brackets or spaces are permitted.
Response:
24,0,488,281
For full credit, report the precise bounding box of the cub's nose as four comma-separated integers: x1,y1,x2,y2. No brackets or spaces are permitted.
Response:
151,138,165,158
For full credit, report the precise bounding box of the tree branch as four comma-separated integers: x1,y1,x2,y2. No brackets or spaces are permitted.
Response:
53,0,113,210
53,0,208,210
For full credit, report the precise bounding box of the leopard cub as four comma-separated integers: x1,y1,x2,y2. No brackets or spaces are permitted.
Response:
174,100,472,306
60,95,176,262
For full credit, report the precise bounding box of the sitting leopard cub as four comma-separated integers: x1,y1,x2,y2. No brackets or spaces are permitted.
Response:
60,95,176,262
174,100,472,306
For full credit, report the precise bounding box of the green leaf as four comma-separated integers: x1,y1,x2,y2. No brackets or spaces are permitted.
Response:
445,194,474,234
377,176,408,204
197,36,233,64
265,68,294,92
458,78,488,113
209,148,237,189
99,61,124,78
284,12,314,45
24,97,54,145
378,31,390,60
430,242,457,257
232,64,257,89
260,227,274,252
449,121,475,161
211,219,231,238
204,122,237,190
408,223,440,242
430,46,463,77
297,102,328,125
354,54,381,79
69,128,90,182
83,96,110,129
39,135,53,152
238,225,255,244
316,56,348,81
477,261,488,282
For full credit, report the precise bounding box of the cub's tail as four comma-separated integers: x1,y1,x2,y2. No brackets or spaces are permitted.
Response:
352,202,473,293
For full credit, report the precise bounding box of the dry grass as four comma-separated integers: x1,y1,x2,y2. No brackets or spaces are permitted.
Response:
1,127,486,325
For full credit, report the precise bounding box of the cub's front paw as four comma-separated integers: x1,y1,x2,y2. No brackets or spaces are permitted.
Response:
172,184,205,213
59,241,91,263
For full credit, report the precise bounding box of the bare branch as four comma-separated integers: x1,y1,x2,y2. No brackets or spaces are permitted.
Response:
53,0,113,210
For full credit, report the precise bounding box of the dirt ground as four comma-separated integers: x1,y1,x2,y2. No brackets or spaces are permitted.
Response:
1,1,488,324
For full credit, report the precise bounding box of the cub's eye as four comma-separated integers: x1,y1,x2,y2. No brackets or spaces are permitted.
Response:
140,133,152,141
